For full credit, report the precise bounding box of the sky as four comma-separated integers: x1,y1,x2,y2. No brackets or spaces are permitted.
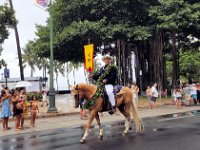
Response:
0,0,88,90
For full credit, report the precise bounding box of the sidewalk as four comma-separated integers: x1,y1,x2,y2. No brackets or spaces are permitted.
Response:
0,105,200,137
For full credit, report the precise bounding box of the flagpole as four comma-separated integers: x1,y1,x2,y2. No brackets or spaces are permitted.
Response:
48,0,57,112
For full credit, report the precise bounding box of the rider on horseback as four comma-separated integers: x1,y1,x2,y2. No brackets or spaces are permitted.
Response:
91,54,118,114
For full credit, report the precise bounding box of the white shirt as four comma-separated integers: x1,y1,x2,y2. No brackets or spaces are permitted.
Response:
190,86,197,95
151,86,158,97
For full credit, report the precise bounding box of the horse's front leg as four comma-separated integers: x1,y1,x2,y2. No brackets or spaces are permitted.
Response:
80,110,96,144
95,113,103,140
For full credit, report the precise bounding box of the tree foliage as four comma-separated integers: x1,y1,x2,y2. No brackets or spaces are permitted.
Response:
0,5,16,44
25,0,200,86
0,5,16,69
179,49,200,82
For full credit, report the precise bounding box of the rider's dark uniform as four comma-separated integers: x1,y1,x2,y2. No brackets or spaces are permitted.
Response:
92,65,117,85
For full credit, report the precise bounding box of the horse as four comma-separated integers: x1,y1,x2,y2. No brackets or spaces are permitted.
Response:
71,83,144,144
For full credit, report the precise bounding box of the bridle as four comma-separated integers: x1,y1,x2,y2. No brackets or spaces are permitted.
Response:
75,84,85,104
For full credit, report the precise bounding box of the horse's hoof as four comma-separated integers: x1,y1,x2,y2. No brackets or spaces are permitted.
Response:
80,139,86,144
122,132,127,136
98,135,103,140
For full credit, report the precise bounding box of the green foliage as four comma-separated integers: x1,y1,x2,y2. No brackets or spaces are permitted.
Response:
28,0,152,62
0,5,16,69
179,50,200,82
24,0,200,84
22,41,38,77
0,5,16,44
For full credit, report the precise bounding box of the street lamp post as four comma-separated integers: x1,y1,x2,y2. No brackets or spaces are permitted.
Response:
48,0,57,113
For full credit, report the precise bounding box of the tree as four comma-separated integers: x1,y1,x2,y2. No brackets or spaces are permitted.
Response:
148,0,200,87
8,0,24,80
22,41,37,77
54,61,65,90
26,0,200,88
179,50,200,83
0,5,16,69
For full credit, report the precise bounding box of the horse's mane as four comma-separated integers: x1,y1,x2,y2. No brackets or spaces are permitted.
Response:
76,83,97,96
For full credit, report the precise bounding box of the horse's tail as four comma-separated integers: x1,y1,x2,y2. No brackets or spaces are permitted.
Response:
130,96,144,133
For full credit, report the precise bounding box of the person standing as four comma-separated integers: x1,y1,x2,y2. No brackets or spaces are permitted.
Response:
146,85,152,109
190,84,197,105
91,54,118,114
0,90,12,131
174,86,183,109
41,84,48,107
150,83,158,109
30,96,39,127
15,89,26,130
197,83,200,104
12,90,22,130
131,81,139,103
183,83,191,106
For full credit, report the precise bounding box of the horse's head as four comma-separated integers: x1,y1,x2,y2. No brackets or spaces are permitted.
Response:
71,84,84,108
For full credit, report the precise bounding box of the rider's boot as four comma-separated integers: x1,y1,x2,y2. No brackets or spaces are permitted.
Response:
108,106,116,115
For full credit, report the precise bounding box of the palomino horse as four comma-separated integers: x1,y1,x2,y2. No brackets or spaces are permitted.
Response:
71,83,144,144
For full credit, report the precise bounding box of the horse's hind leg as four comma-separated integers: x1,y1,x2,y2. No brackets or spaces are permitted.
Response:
95,113,103,140
80,110,96,144
118,105,131,135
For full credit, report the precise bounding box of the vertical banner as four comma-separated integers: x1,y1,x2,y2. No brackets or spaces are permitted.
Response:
84,44,94,72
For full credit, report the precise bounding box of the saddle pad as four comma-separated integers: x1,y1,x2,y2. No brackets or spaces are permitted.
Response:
114,85,123,95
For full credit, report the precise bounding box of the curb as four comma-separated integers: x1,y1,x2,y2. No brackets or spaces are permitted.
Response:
0,111,80,123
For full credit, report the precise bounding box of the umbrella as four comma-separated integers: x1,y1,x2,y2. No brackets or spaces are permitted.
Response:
15,81,32,88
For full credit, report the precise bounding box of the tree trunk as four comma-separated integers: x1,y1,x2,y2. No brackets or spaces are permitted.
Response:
73,68,76,85
148,32,164,89
116,39,130,86
30,68,33,77
9,0,24,81
66,62,70,89
171,31,179,88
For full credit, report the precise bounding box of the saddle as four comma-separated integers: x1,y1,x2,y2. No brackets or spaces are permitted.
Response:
101,85,123,112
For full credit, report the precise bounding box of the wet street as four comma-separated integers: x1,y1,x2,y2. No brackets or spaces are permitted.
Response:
0,111,200,150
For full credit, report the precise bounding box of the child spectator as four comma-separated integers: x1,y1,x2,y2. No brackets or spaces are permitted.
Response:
131,81,139,103
30,95,39,127
183,83,191,106
150,83,158,109
0,90,12,131
174,86,183,109
190,84,197,104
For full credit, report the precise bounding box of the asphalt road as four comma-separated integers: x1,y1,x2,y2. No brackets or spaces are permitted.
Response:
0,111,200,150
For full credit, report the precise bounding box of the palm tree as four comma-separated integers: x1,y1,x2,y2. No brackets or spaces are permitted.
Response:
36,57,49,84
54,61,65,90
66,62,72,89
68,62,82,85
0,47,7,69
8,0,24,80
22,42,37,77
